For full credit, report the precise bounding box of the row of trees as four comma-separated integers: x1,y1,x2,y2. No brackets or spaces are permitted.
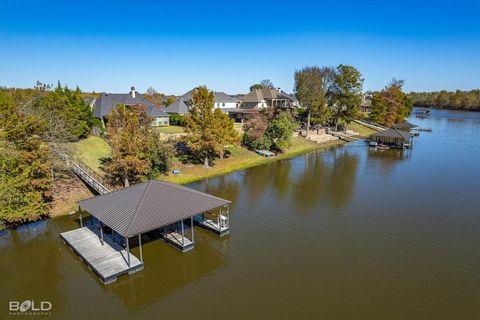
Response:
294,64,364,134
408,89,480,111
102,86,240,186
0,83,98,227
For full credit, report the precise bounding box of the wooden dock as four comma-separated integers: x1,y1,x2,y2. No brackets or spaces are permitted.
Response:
163,231,195,252
60,227,143,284
194,215,230,236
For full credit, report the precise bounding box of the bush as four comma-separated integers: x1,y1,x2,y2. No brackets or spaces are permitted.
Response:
169,114,186,126
242,110,296,152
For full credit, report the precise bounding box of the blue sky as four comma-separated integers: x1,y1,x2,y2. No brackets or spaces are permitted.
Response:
1,0,479,95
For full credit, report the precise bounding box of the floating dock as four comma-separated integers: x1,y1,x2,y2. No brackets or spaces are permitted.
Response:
163,231,195,252
60,226,143,284
194,215,230,236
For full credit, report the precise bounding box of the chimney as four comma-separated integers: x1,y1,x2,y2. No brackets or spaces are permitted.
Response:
130,86,136,98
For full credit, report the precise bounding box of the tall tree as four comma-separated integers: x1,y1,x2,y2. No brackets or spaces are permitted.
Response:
370,79,413,126
33,83,96,142
331,65,364,130
260,79,275,89
184,86,239,167
0,92,52,227
294,66,335,135
102,105,151,187
250,79,275,91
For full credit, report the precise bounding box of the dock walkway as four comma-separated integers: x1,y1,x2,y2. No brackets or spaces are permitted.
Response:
194,215,230,236
60,226,143,284
163,231,195,252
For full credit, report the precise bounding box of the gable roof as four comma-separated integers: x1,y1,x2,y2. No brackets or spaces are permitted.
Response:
78,180,230,237
165,89,236,114
93,93,153,118
242,87,295,103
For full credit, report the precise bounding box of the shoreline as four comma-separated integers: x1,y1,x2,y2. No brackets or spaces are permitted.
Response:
159,138,346,185
3,122,376,227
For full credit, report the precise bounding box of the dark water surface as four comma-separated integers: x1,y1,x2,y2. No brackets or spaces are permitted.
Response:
1,110,479,319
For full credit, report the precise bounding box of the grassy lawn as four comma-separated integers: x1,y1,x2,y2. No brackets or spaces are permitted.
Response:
69,121,376,186
160,136,343,184
72,136,111,172
156,126,185,134
348,122,379,137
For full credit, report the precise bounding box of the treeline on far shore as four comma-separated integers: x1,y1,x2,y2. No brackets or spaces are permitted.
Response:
408,89,480,111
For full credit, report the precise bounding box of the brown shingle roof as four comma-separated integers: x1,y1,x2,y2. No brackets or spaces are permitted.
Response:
78,180,230,237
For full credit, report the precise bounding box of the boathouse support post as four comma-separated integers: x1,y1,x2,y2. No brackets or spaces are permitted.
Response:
138,234,143,262
191,217,194,242
218,208,222,232
100,222,104,245
126,237,130,267
226,206,230,228
79,206,83,228
181,220,185,246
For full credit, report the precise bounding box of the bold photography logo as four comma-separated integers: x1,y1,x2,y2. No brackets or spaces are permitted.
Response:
9,300,52,316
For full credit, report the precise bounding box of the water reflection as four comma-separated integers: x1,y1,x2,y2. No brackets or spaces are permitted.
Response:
291,152,327,212
325,148,360,209
0,220,67,316
103,230,228,312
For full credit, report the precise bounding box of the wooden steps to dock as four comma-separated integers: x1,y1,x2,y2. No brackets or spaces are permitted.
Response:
60,227,143,284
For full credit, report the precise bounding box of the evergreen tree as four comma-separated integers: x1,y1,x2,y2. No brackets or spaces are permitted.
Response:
33,83,96,142
0,92,52,227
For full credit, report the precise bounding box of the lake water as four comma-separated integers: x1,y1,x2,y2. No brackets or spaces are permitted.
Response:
1,109,479,319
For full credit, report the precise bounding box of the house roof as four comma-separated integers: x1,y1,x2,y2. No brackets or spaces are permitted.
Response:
214,92,237,103
93,92,153,118
165,89,236,114
78,180,231,237
242,87,295,103
147,106,169,117
164,98,189,114
371,129,413,140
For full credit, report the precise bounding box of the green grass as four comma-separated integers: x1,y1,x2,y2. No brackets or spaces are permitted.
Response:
156,126,185,134
160,136,343,184
72,136,111,172
348,122,379,138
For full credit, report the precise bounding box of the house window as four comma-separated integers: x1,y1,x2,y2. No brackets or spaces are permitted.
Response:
222,103,225,107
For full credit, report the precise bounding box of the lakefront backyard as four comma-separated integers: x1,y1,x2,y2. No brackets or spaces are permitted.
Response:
1,109,479,319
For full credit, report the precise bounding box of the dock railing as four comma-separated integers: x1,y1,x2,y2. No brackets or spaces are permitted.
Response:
58,151,112,195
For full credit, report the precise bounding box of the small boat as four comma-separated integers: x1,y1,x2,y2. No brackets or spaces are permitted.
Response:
255,149,276,157
376,144,390,150
369,141,378,147
416,128,432,132
415,109,431,117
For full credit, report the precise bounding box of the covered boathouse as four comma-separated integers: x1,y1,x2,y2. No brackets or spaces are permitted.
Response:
370,128,414,149
60,180,231,284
